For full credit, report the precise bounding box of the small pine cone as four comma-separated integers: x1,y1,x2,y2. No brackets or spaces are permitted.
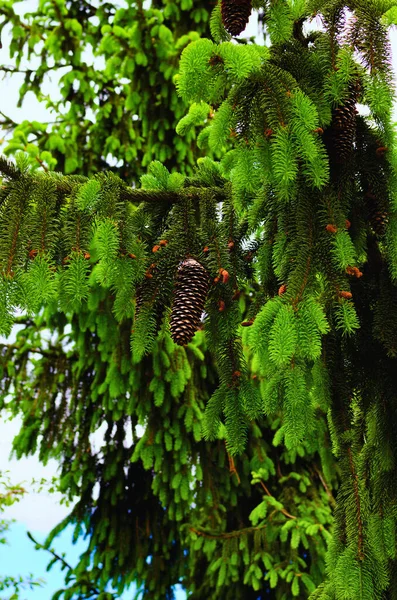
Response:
221,0,252,36
170,259,209,346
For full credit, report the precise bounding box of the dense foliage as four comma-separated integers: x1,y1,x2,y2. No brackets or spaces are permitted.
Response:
2,0,397,599
0,0,211,179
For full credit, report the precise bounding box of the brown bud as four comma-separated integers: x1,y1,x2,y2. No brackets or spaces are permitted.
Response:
264,128,273,138
218,300,226,312
29,249,38,259
159,239,168,247
326,224,338,234
376,146,388,156
313,127,324,135
345,219,351,229
241,320,254,327
128,253,137,259
145,272,153,279
228,241,235,250
84,252,91,260
221,270,230,284
214,276,220,284
346,266,363,278
232,370,242,378
152,245,161,253
203,246,209,253
339,291,352,299
232,290,241,301
278,284,287,296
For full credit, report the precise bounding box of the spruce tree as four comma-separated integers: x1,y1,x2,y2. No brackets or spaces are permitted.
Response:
2,0,397,599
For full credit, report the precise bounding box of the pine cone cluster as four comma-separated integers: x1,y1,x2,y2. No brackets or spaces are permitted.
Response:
221,0,252,36
170,259,209,346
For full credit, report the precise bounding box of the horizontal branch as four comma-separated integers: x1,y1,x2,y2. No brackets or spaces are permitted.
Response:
0,155,229,204
190,523,267,540
0,343,66,360
120,186,228,204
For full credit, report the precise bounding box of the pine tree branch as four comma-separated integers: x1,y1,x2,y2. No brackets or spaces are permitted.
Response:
0,156,228,205
120,186,228,205
190,523,267,539
347,447,364,561
27,532,102,596
27,532,74,571
0,343,66,359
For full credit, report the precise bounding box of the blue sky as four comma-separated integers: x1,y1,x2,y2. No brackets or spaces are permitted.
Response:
1,1,397,599
1,524,89,598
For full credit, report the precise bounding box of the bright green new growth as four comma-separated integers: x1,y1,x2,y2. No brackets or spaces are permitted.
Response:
2,0,397,598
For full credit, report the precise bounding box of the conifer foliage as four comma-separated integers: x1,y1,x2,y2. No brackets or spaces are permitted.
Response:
2,0,397,598
0,0,212,180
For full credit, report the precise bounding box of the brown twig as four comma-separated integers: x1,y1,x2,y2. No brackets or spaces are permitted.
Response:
227,451,241,484
314,465,336,507
259,481,296,520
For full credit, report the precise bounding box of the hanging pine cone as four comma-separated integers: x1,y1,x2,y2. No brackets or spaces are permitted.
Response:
324,82,360,165
332,97,358,161
369,208,389,236
221,0,252,36
365,191,389,236
170,259,209,346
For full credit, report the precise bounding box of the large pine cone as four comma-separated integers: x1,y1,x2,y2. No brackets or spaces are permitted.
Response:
325,83,360,164
332,96,358,161
221,0,252,36
170,259,209,346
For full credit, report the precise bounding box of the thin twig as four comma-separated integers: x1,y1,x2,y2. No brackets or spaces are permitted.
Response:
314,465,336,507
259,481,296,520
